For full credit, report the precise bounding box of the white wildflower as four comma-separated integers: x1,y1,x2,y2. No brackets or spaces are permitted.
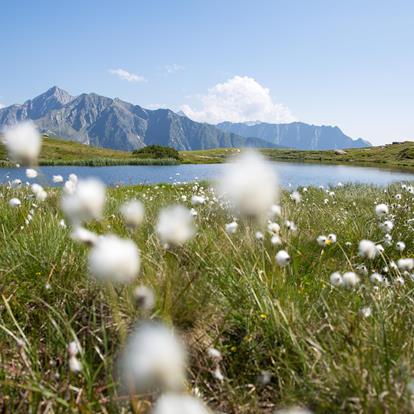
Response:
396,241,406,252
317,235,327,247
25,168,38,178
290,191,301,204
397,258,414,271
3,122,42,165
70,226,99,246
370,273,384,284
61,178,106,224
375,203,389,217
156,205,195,246
225,221,238,234
216,150,279,220
276,250,290,267
133,285,155,310
9,198,21,208
271,235,282,245
53,175,64,183
120,199,145,229
120,322,187,393
267,222,280,234
88,235,140,283
358,240,378,259
330,272,343,287
342,272,360,288
191,195,205,205
152,393,210,414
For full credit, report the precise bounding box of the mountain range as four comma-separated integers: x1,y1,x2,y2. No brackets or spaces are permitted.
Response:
0,87,371,151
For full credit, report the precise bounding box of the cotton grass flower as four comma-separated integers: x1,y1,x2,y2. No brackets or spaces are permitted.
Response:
380,220,394,233
68,341,82,373
216,150,279,220
358,240,378,259
327,233,337,245
342,272,360,288
119,322,187,394
271,235,282,245
191,195,205,205
3,122,42,165
330,272,343,287
88,235,140,283
9,198,21,208
53,175,64,183
120,199,145,230
133,285,155,310
225,221,238,234
156,205,195,246
396,241,406,252
25,168,38,178
61,178,106,225
276,250,290,267
360,307,372,318
375,203,389,217
397,258,414,271
267,222,280,234
290,191,301,204
70,226,99,246
370,273,384,284
152,393,211,414
317,235,327,247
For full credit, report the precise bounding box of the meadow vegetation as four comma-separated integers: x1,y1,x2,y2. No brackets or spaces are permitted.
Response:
2,178,414,413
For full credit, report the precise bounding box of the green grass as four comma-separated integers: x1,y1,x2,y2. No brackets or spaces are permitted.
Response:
2,180,414,412
181,141,414,171
0,136,178,167
2,135,414,171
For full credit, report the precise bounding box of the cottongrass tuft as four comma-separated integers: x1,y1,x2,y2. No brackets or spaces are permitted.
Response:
133,285,155,310
61,178,106,225
119,322,187,394
120,199,145,230
156,205,195,246
70,227,99,246
9,198,21,208
3,121,42,165
152,393,211,414
53,175,64,183
375,203,389,217
358,240,378,259
342,272,360,288
330,272,343,287
25,168,38,178
276,250,290,267
88,235,140,283
225,221,238,234
216,150,279,220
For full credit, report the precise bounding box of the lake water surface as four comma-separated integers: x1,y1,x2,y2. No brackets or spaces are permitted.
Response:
1,162,414,188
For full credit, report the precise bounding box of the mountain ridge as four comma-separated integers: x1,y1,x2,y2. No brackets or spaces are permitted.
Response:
0,87,370,151
216,121,371,150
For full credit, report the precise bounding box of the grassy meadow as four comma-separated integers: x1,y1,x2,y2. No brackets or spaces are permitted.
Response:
3,135,414,172
2,176,414,413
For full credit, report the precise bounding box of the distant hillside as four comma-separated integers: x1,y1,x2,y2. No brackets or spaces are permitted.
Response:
0,87,278,151
216,121,371,150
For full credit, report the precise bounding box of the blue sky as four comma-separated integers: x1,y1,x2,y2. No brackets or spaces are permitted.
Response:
1,0,413,144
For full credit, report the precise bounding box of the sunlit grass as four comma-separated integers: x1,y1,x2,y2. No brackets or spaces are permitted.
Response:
1,181,414,412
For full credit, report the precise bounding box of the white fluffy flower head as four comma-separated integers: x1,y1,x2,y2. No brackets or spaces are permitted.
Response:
152,393,210,414
120,322,187,393
216,150,279,220
61,178,106,224
156,205,195,246
3,122,42,165
120,199,145,229
88,235,140,283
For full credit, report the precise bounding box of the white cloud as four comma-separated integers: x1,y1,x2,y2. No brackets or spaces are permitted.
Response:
109,68,146,82
180,75,295,124
165,64,184,74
